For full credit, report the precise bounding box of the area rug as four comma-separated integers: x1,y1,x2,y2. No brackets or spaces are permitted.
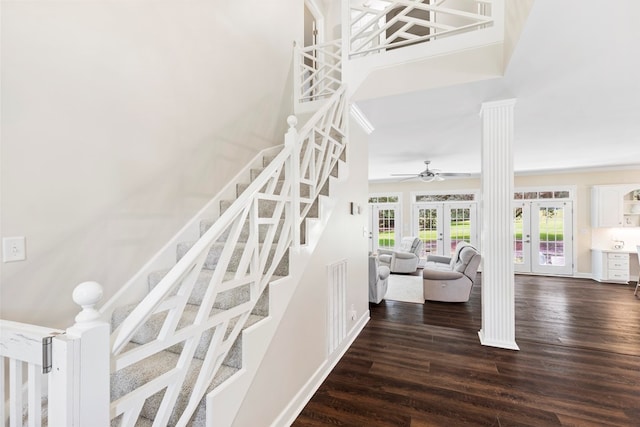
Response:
384,271,424,304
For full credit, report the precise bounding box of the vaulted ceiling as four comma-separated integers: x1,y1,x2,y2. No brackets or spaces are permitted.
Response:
359,0,640,182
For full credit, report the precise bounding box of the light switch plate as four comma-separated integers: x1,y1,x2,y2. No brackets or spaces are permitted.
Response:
3,236,26,262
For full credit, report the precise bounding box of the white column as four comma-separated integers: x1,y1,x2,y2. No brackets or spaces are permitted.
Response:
478,99,519,350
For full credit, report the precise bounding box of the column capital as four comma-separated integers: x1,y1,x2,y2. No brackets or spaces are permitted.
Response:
479,98,517,115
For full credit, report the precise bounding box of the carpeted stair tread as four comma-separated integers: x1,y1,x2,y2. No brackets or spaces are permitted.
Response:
111,343,239,426
112,303,230,360
220,196,319,219
176,241,289,276
235,181,313,199
201,217,286,244
147,268,277,316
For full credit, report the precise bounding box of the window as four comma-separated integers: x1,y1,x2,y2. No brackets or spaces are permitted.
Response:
414,193,475,202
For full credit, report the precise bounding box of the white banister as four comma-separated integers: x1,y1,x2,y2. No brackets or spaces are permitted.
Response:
286,115,301,250
104,86,347,425
49,281,110,427
346,0,495,58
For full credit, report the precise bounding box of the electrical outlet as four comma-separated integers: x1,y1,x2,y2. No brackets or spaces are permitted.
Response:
349,304,357,321
3,236,26,262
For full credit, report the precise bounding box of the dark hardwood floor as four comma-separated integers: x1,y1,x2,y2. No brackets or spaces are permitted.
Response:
293,274,640,426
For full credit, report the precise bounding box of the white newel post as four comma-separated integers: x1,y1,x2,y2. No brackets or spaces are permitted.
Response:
49,281,110,426
286,115,301,250
478,99,519,351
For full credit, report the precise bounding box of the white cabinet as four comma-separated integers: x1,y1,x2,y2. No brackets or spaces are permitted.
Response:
591,249,630,284
592,184,640,228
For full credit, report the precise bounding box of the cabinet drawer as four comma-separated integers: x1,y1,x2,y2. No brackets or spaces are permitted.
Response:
608,253,628,260
608,271,629,281
607,259,629,269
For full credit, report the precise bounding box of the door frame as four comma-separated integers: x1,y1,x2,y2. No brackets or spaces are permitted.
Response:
304,0,325,46
513,186,577,276
411,200,479,258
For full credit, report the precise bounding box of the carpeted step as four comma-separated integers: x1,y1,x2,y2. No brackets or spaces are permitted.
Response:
111,302,266,361
201,218,286,244
147,269,273,315
176,241,290,276
111,342,239,426
220,196,318,220
235,180,313,199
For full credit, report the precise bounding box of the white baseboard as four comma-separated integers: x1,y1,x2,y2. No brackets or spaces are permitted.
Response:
272,310,370,427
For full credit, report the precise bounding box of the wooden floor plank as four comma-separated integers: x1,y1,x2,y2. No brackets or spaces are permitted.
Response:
293,274,640,426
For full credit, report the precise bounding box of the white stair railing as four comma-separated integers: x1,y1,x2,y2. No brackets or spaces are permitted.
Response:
294,40,343,106
348,0,493,58
108,85,347,426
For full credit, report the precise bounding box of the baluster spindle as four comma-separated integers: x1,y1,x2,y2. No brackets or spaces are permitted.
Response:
285,115,301,249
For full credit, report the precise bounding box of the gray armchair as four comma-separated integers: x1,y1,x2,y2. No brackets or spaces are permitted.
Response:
423,242,481,302
369,255,391,304
378,237,423,274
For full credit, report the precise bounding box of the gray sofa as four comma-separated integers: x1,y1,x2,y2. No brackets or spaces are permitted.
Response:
423,242,481,302
369,255,391,304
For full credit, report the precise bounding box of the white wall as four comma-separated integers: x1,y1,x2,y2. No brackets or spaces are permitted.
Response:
0,0,302,328
233,118,370,427
369,168,640,277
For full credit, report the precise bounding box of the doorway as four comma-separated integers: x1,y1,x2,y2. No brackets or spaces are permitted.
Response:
369,203,401,253
412,202,478,258
514,200,573,275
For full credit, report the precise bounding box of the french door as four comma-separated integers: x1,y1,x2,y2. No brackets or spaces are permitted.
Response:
369,203,400,253
413,203,477,258
513,201,573,275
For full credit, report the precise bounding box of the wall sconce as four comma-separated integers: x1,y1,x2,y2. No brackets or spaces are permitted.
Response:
350,202,362,215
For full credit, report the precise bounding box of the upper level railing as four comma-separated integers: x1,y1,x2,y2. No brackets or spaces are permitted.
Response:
349,0,493,58
294,40,343,109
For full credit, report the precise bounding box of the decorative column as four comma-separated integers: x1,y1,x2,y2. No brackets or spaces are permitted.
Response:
478,99,519,350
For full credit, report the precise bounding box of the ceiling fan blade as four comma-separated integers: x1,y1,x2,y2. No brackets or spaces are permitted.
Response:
439,172,471,177
390,173,419,176
435,175,445,182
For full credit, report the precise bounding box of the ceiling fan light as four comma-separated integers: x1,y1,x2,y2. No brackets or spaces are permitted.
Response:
419,175,435,183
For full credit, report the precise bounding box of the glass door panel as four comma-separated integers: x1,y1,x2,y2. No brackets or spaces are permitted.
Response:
532,201,572,275
444,203,477,257
413,203,478,259
414,204,443,258
513,202,531,273
369,204,400,253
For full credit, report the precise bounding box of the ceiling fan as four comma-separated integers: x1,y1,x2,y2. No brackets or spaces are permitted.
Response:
391,160,470,182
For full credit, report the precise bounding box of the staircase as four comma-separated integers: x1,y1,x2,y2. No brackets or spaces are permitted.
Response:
104,89,347,426
1,2,515,425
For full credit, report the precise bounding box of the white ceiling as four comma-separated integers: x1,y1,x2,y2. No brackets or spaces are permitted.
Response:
359,0,640,182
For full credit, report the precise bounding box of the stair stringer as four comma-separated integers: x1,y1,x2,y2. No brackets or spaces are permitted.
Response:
204,159,348,427
99,145,283,319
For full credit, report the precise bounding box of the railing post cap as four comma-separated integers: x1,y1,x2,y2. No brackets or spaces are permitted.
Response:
287,115,298,129
72,281,103,324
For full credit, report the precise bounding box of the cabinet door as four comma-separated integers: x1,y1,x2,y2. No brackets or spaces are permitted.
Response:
592,187,623,227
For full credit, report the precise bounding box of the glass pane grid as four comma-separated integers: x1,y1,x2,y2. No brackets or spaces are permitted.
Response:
513,207,524,264
417,208,438,257
378,209,395,248
448,208,471,255
537,207,565,266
